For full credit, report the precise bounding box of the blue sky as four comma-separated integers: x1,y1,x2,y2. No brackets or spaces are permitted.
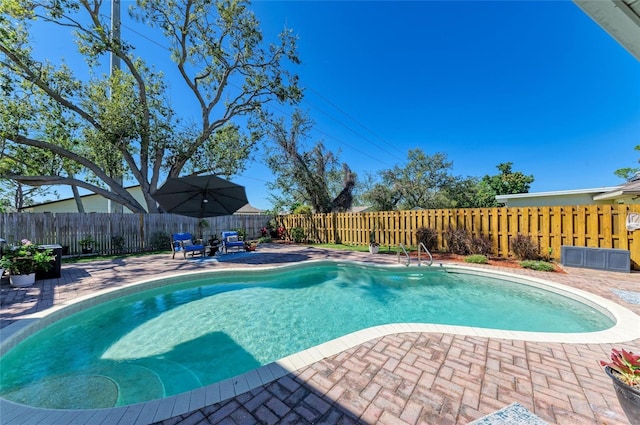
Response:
29,1,640,211
236,0,640,209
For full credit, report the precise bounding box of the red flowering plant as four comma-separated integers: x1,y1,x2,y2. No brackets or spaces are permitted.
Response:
600,348,640,387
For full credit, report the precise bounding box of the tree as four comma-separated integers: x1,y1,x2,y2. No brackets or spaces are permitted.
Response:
0,140,62,210
444,176,482,208
264,110,355,213
361,182,399,212
0,0,301,212
614,145,640,180
363,149,462,210
361,153,534,211
468,180,498,208
479,162,534,207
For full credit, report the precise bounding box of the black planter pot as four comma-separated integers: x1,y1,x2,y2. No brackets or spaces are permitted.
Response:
605,366,640,425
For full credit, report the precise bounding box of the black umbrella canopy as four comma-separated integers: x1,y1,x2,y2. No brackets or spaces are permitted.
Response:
153,175,248,218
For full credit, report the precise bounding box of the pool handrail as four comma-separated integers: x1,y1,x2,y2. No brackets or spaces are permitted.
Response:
397,243,410,266
418,242,433,266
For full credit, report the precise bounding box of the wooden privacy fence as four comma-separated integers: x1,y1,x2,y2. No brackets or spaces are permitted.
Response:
0,213,272,255
278,205,640,269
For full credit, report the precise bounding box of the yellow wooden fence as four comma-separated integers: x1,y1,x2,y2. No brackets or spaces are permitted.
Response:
277,205,640,269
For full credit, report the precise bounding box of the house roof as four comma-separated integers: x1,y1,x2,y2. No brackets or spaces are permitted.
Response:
495,186,621,202
496,177,640,204
235,203,265,214
593,177,640,201
574,0,640,61
347,206,372,213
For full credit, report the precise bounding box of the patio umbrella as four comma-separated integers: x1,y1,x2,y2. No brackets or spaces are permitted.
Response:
153,175,248,218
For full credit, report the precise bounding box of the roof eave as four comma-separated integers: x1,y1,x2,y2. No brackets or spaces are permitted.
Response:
573,0,640,61
495,186,621,201
593,190,640,201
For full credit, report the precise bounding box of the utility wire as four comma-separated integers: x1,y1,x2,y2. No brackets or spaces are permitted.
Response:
102,13,171,51
306,86,405,160
302,97,403,163
264,102,393,167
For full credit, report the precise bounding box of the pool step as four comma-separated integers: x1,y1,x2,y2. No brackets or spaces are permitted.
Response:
130,357,203,397
92,361,165,406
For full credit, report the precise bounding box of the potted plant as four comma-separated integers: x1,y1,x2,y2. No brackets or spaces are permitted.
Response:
198,219,209,239
111,235,125,253
0,238,5,278
600,348,640,424
0,239,55,287
79,236,95,254
369,225,380,254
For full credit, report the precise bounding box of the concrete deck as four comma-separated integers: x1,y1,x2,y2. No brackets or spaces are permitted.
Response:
1,244,639,424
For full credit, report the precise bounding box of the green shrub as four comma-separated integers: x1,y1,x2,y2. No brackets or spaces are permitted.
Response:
78,235,95,249
443,227,472,255
258,236,272,243
443,227,493,256
233,228,247,240
149,231,171,250
510,234,539,260
520,260,555,272
293,205,312,214
290,227,305,243
111,235,126,252
415,227,438,251
470,235,493,256
465,254,488,264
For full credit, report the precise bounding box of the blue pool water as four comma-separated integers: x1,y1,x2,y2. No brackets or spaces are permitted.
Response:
0,262,614,409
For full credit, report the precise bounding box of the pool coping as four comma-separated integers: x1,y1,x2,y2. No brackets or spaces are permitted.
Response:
1,261,639,425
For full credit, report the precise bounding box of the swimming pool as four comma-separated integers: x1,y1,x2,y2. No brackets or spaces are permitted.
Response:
0,261,627,411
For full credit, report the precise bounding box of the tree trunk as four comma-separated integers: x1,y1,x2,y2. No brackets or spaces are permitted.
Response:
71,185,85,213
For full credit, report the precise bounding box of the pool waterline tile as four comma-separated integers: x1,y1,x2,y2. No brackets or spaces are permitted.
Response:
255,364,275,385
135,399,163,425
231,374,250,395
170,393,192,418
187,388,206,412
243,369,263,390
204,382,221,406
217,379,235,401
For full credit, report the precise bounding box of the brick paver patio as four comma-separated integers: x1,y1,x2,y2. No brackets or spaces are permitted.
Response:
1,244,639,424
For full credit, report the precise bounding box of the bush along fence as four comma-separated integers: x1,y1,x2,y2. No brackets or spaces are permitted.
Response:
0,213,273,256
276,204,640,270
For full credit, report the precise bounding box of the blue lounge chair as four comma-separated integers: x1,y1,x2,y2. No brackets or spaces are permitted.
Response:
171,233,205,259
221,231,245,253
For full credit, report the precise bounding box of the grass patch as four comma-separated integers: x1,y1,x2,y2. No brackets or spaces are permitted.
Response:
519,260,555,272
464,254,488,264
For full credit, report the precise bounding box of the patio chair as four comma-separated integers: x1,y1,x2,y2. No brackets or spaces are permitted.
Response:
171,233,205,259
221,231,245,254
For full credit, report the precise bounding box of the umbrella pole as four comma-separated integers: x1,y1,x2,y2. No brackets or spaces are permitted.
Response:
199,219,209,241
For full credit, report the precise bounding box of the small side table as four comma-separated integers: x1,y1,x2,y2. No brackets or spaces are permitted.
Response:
207,244,219,256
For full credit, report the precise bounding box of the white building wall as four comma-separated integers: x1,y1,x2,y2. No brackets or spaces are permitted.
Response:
497,193,614,207
25,187,147,213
